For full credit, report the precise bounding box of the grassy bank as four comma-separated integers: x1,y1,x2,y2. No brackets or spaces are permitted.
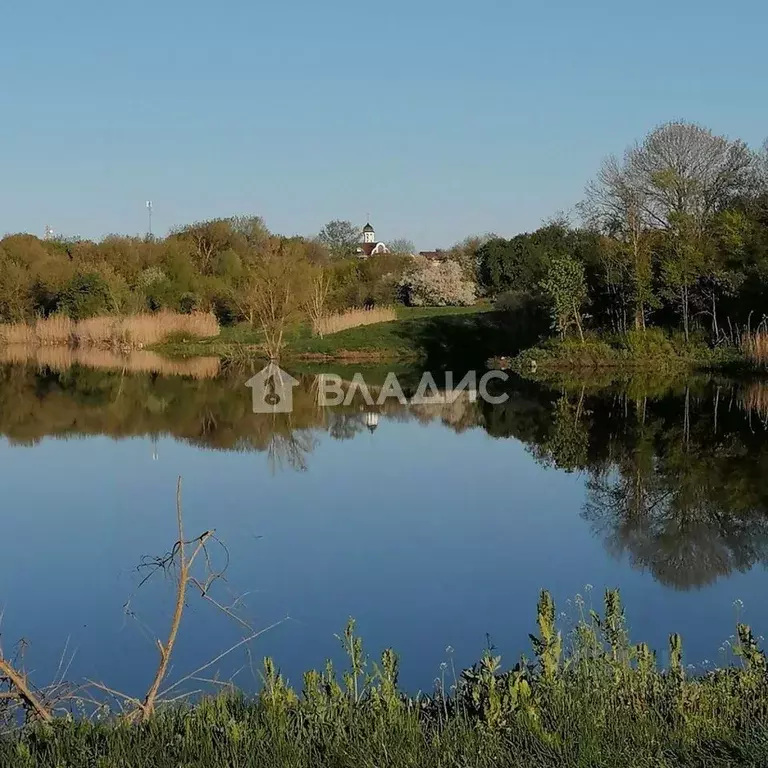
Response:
4,590,768,767
501,329,758,376
157,305,503,365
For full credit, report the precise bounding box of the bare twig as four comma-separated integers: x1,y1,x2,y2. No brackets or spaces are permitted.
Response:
158,618,288,700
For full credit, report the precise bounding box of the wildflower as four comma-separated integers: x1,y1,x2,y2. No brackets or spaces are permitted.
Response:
445,646,454,655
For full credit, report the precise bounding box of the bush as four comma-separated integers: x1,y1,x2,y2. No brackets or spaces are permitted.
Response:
620,327,677,357
60,272,112,320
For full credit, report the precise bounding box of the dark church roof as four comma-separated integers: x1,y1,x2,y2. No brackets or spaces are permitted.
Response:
363,223,375,233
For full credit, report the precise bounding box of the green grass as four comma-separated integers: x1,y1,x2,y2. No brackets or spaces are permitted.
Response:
5,590,768,767
508,329,746,374
156,304,495,362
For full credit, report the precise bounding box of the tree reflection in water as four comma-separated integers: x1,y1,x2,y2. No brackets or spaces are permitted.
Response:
1,360,768,589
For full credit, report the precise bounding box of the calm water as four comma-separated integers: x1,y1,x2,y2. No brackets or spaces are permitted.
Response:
1,360,768,698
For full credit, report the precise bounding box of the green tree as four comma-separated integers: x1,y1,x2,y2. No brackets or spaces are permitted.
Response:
541,254,588,341
60,272,112,320
659,214,706,343
317,220,361,260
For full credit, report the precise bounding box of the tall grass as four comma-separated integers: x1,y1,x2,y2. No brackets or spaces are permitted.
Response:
5,590,768,766
0,311,219,349
741,326,768,367
313,306,397,337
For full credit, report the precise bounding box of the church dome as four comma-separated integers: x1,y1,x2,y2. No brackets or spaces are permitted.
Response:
363,223,374,233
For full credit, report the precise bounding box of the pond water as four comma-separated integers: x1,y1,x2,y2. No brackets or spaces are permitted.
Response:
1,359,768,700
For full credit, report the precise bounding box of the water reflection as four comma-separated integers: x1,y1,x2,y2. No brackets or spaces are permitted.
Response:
1,360,768,592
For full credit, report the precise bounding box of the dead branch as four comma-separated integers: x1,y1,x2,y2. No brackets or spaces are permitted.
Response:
0,657,52,723
133,476,214,722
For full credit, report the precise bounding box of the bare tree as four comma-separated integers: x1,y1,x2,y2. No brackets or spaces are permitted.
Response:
240,239,309,359
628,121,754,231
582,153,654,330
386,238,416,255
304,265,332,337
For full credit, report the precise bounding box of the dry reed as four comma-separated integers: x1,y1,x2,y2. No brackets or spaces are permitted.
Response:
313,307,397,336
741,328,768,367
0,311,219,349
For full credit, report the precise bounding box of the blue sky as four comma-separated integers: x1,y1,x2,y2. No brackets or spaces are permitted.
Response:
2,0,766,248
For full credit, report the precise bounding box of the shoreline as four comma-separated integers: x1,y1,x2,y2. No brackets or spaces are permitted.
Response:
3,590,768,767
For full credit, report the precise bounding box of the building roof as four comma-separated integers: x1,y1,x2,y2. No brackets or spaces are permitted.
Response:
363,223,375,233
359,241,389,257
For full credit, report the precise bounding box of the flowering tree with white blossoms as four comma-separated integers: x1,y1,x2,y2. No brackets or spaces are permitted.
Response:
400,259,477,306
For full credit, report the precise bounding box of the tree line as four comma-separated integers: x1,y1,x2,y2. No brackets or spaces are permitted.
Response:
473,121,768,344
0,214,480,355
3,120,767,353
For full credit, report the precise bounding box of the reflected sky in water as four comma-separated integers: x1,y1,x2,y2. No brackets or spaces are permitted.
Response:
1,363,767,696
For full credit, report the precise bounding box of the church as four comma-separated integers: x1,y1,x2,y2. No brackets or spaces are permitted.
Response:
356,222,389,258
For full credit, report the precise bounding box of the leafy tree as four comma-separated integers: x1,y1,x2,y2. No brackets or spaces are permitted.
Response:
317,220,361,260
60,272,112,320
658,213,706,342
478,235,549,296
541,254,588,341
446,234,496,284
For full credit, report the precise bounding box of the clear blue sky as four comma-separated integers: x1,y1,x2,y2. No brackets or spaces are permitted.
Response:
2,0,766,249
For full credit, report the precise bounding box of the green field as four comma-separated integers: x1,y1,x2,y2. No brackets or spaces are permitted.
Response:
157,304,505,365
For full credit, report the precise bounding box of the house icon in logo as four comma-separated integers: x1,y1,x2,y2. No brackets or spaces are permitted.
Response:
245,363,300,414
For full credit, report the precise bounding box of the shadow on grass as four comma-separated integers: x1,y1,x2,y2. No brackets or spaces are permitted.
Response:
392,309,546,371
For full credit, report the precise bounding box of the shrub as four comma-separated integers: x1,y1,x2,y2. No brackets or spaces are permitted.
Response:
60,272,112,320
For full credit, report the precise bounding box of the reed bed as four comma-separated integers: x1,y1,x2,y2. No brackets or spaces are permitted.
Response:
0,345,220,379
740,324,768,367
313,306,397,336
0,311,220,349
